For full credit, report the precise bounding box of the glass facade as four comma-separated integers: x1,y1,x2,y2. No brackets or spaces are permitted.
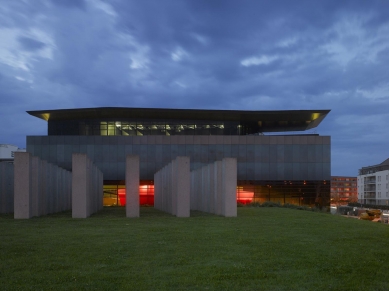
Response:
237,180,330,206
103,181,155,206
102,180,329,208
48,119,261,136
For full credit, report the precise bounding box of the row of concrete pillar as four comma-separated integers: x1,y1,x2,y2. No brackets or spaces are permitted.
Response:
14,152,72,219
10,153,134,219
152,157,237,217
154,157,191,217
11,152,104,219
3,153,237,218
191,158,237,217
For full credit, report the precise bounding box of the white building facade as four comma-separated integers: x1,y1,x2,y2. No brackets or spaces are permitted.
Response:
358,158,389,206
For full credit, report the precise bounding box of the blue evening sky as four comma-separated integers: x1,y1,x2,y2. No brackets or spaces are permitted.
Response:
0,0,388,176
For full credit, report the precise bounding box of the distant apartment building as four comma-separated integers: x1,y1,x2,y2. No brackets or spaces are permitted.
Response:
0,144,26,162
330,176,357,205
357,158,389,206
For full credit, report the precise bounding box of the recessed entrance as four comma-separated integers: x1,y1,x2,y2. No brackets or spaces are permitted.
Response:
103,180,154,206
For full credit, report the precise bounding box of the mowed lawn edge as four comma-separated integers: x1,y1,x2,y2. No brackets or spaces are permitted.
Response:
0,207,388,291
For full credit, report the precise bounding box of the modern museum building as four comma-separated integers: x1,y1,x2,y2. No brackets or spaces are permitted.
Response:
26,107,331,208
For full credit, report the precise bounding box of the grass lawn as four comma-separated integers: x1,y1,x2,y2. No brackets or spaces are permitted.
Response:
1,207,388,291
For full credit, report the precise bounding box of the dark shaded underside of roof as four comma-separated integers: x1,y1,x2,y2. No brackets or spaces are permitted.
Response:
27,107,330,132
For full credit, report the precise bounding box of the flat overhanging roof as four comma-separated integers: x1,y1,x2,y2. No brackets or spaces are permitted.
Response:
27,107,330,132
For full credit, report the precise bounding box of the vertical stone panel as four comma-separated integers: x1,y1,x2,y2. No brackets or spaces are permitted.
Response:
190,158,237,217
72,153,103,218
214,161,222,215
153,156,190,217
72,154,88,218
13,151,72,218
222,158,237,217
40,160,48,216
126,155,139,217
175,156,190,217
14,152,32,219
31,156,40,217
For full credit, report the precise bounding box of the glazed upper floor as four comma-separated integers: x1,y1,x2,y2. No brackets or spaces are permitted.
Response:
27,107,330,136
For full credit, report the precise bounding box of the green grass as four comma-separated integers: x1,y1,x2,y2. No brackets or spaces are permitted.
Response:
1,207,388,291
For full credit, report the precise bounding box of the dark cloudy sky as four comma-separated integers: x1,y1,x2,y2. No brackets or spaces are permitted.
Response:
1,0,388,176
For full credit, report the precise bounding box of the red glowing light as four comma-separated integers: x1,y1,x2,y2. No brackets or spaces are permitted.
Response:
237,190,254,204
116,186,256,206
118,185,155,206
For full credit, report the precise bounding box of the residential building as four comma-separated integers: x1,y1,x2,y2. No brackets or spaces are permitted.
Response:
0,144,26,162
330,176,357,205
358,158,389,205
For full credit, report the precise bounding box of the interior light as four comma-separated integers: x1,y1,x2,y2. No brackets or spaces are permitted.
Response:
42,113,50,121
311,113,320,120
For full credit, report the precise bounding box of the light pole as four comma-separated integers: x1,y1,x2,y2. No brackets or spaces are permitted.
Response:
267,185,271,202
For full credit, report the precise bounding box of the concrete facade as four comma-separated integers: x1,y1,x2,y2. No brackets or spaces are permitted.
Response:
191,158,237,217
14,152,72,219
126,155,139,217
0,162,14,213
26,135,331,182
154,156,190,217
72,154,103,218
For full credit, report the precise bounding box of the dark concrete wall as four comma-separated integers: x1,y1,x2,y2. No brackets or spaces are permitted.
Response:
26,135,331,181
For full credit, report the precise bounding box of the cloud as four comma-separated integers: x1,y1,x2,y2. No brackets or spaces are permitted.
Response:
171,47,188,62
241,55,278,67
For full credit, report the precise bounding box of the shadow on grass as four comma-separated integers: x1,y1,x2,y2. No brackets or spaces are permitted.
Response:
0,207,218,220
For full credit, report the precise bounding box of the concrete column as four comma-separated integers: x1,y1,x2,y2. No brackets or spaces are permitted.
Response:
31,156,40,217
171,159,177,216
72,154,88,218
209,163,215,214
222,158,237,217
14,152,32,219
126,155,139,217
175,156,190,217
40,160,48,216
214,161,222,216
47,163,52,214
